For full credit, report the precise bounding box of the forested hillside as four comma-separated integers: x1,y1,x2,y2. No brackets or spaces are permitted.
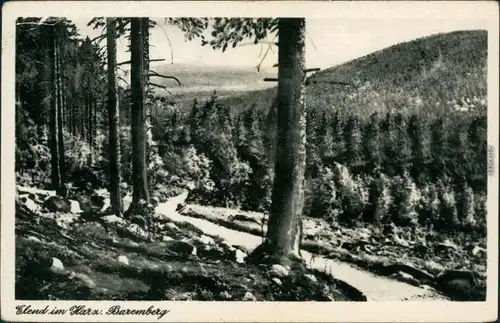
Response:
14,17,487,302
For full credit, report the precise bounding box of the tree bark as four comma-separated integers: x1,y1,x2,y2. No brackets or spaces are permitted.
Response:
55,31,66,189
249,18,307,265
106,18,123,216
46,25,62,194
128,18,150,213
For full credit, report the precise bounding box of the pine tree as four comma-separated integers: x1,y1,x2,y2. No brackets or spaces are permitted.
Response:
343,115,362,172
362,113,382,172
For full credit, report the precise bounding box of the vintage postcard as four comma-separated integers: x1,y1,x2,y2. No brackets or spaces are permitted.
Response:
1,1,499,322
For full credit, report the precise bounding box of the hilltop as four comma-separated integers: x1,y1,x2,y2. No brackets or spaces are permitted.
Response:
165,30,487,115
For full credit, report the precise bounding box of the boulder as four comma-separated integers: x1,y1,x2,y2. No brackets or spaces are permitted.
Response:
390,271,420,286
69,272,96,289
165,240,197,257
117,255,129,265
471,246,487,258
50,257,64,272
383,263,435,285
43,196,71,213
130,215,148,228
437,270,478,300
269,264,290,278
234,249,246,264
271,277,282,286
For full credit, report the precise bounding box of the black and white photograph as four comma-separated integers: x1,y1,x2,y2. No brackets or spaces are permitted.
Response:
1,1,498,322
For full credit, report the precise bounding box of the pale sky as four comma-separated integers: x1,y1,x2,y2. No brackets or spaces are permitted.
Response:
73,17,488,71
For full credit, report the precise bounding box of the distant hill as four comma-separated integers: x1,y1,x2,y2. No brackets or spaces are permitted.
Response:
150,63,277,104
172,30,487,117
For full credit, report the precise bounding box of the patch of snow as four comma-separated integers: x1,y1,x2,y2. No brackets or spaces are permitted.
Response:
162,236,174,242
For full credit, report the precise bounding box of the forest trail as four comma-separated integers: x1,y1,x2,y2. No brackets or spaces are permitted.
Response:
156,192,448,301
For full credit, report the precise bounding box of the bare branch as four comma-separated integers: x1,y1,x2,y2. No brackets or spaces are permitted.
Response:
304,68,321,73
117,58,165,66
149,71,181,85
150,82,172,94
155,22,175,64
239,41,278,47
263,78,278,82
306,31,317,51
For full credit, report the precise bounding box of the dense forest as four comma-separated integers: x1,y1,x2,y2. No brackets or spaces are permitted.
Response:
14,17,488,302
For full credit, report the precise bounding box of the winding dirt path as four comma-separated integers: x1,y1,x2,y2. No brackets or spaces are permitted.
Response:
156,192,449,301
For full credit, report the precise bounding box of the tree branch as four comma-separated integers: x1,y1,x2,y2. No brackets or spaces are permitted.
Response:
117,58,165,66
154,22,175,64
149,71,181,85
150,82,172,94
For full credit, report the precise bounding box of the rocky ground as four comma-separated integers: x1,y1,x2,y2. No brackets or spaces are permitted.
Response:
180,203,487,301
14,185,365,302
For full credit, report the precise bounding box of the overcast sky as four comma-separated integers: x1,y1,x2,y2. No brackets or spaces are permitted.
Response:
72,17,488,71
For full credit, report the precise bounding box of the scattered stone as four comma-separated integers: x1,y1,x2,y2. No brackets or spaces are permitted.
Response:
26,236,41,243
472,246,486,258
102,215,126,225
166,240,197,257
69,272,96,289
235,249,246,264
165,223,179,231
117,255,129,265
390,271,420,287
198,235,215,245
43,196,71,213
303,274,318,284
130,215,148,228
50,257,64,272
271,277,282,286
176,203,186,212
242,291,256,301
69,200,83,213
384,263,435,285
269,264,289,278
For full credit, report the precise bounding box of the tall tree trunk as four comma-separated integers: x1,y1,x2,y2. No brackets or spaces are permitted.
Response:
249,18,307,265
46,25,62,194
143,18,152,157
128,18,150,213
55,32,66,189
15,79,22,139
106,18,122,216
81,96,86,141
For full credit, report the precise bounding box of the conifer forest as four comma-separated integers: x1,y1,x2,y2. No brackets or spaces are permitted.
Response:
13,17,488,302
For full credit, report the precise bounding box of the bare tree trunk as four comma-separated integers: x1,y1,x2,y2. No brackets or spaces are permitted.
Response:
55,32,66,189
249,18,307,265
106,18,122,216
46,25,62,194
128,18,150,214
